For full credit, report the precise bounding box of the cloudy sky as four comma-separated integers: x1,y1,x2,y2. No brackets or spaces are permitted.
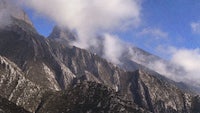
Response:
23,0,200,60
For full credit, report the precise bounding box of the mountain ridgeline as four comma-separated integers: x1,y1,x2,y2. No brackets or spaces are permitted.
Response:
0,1,200,113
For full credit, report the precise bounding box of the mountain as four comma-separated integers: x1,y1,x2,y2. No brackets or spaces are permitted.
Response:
0,1,200,113
0,0,32,26
49,25,200,94
48,26,76,45
0,55,46,112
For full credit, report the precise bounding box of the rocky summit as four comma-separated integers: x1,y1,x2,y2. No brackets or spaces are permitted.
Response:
0,1,200,113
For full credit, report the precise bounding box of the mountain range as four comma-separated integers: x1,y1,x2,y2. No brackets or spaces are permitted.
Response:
0,1,200,113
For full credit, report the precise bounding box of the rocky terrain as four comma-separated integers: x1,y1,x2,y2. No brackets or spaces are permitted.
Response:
0,0,200,113
0,96,30,113
36,81,151,113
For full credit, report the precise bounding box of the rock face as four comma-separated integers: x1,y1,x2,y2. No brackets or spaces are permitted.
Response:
121,70,193,113
0,56,46,112
0,96,30,113
0,1,200,113
36,81,150,113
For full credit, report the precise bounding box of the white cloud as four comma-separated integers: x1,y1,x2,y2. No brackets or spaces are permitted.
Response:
21,0,141,49
191,22,200,34
21,0,142,66
139,28,168,39
160,48,200,86
103,34,125,64
129,45,200,87
171,48,200,78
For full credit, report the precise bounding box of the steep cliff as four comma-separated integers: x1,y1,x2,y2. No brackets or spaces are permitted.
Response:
120,70,194,113
0,56,46,112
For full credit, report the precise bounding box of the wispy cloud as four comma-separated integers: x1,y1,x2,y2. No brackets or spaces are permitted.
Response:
0,8,11,28
167,47,200,86
128,40,200,87
0,0,13,28
191,21,200,34
141,46,200,87
0,0,32,28
103,34,125,64
138,28,168,39
171,48,200,78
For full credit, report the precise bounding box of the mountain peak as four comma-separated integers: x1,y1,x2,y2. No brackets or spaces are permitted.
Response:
0,0,33,26
48,26,76,43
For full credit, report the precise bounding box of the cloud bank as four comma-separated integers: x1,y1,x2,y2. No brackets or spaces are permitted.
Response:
130,46,200,88
22,0,141,49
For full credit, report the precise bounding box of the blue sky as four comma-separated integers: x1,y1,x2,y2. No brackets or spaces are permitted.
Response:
25,8,55,37
141,0,200,46
125,0,200,58
25,0,200,59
